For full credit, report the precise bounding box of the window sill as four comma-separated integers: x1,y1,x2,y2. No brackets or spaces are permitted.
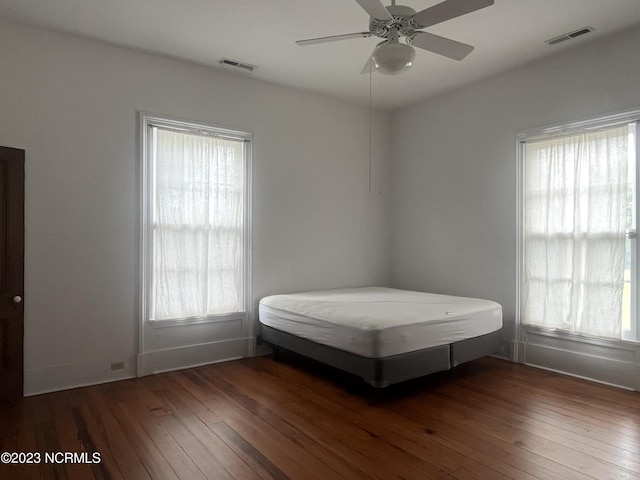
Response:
523,325,639,350
148,312,246,328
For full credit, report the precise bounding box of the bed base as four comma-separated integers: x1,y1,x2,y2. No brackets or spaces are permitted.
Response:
259,324,502,388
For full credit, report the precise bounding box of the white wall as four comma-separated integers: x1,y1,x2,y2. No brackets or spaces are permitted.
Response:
4,17,638,395
0,21,390,394
390,26,640,388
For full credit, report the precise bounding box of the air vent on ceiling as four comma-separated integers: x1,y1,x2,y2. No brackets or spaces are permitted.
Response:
546,26,595,45
220,58,257,72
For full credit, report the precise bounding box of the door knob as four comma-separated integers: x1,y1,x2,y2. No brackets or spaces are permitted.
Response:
12,296,22,303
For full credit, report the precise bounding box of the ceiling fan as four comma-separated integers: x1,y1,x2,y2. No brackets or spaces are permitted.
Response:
296,0,494,75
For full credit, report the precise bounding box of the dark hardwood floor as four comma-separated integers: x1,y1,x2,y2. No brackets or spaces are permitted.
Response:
1,354,639,479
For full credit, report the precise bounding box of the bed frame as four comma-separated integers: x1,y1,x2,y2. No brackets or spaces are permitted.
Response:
259,324,502,387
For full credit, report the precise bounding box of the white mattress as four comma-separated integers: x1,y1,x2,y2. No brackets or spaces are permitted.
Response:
259,287,502,358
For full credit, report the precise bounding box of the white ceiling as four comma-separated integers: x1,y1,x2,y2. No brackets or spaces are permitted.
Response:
1,0,640,110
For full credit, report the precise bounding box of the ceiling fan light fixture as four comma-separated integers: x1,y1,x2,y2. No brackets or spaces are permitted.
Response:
372,42,415,75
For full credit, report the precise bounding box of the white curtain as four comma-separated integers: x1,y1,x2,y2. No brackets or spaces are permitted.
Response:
152,127,244,320
523,126,629,338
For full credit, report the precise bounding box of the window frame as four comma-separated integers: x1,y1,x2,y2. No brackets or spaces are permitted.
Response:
516,108,640,347
140,113,252,328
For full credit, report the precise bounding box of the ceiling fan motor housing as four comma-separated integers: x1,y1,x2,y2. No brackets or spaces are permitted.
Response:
369,5,418,39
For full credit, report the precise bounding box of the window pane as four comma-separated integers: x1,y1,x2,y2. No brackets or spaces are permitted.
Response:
151,127,245,320
523,125,629,339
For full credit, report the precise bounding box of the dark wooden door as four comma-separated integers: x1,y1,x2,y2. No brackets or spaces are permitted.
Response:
0,146,24,402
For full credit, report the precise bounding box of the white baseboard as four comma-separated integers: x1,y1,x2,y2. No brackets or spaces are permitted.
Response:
487,339,521,363
24,354,137,396
523,332,639,391
25,337,258,395
137,337,252,377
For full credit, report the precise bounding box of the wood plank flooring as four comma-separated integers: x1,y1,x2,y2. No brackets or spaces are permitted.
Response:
1,354,639,479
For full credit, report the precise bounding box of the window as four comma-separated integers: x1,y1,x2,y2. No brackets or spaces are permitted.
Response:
141,115,251,324
519,113,639,342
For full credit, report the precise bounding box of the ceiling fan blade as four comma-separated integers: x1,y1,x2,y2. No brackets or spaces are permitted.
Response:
412,0,494,28
409,31,474,60
354,0,393,21
296,32,372,46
